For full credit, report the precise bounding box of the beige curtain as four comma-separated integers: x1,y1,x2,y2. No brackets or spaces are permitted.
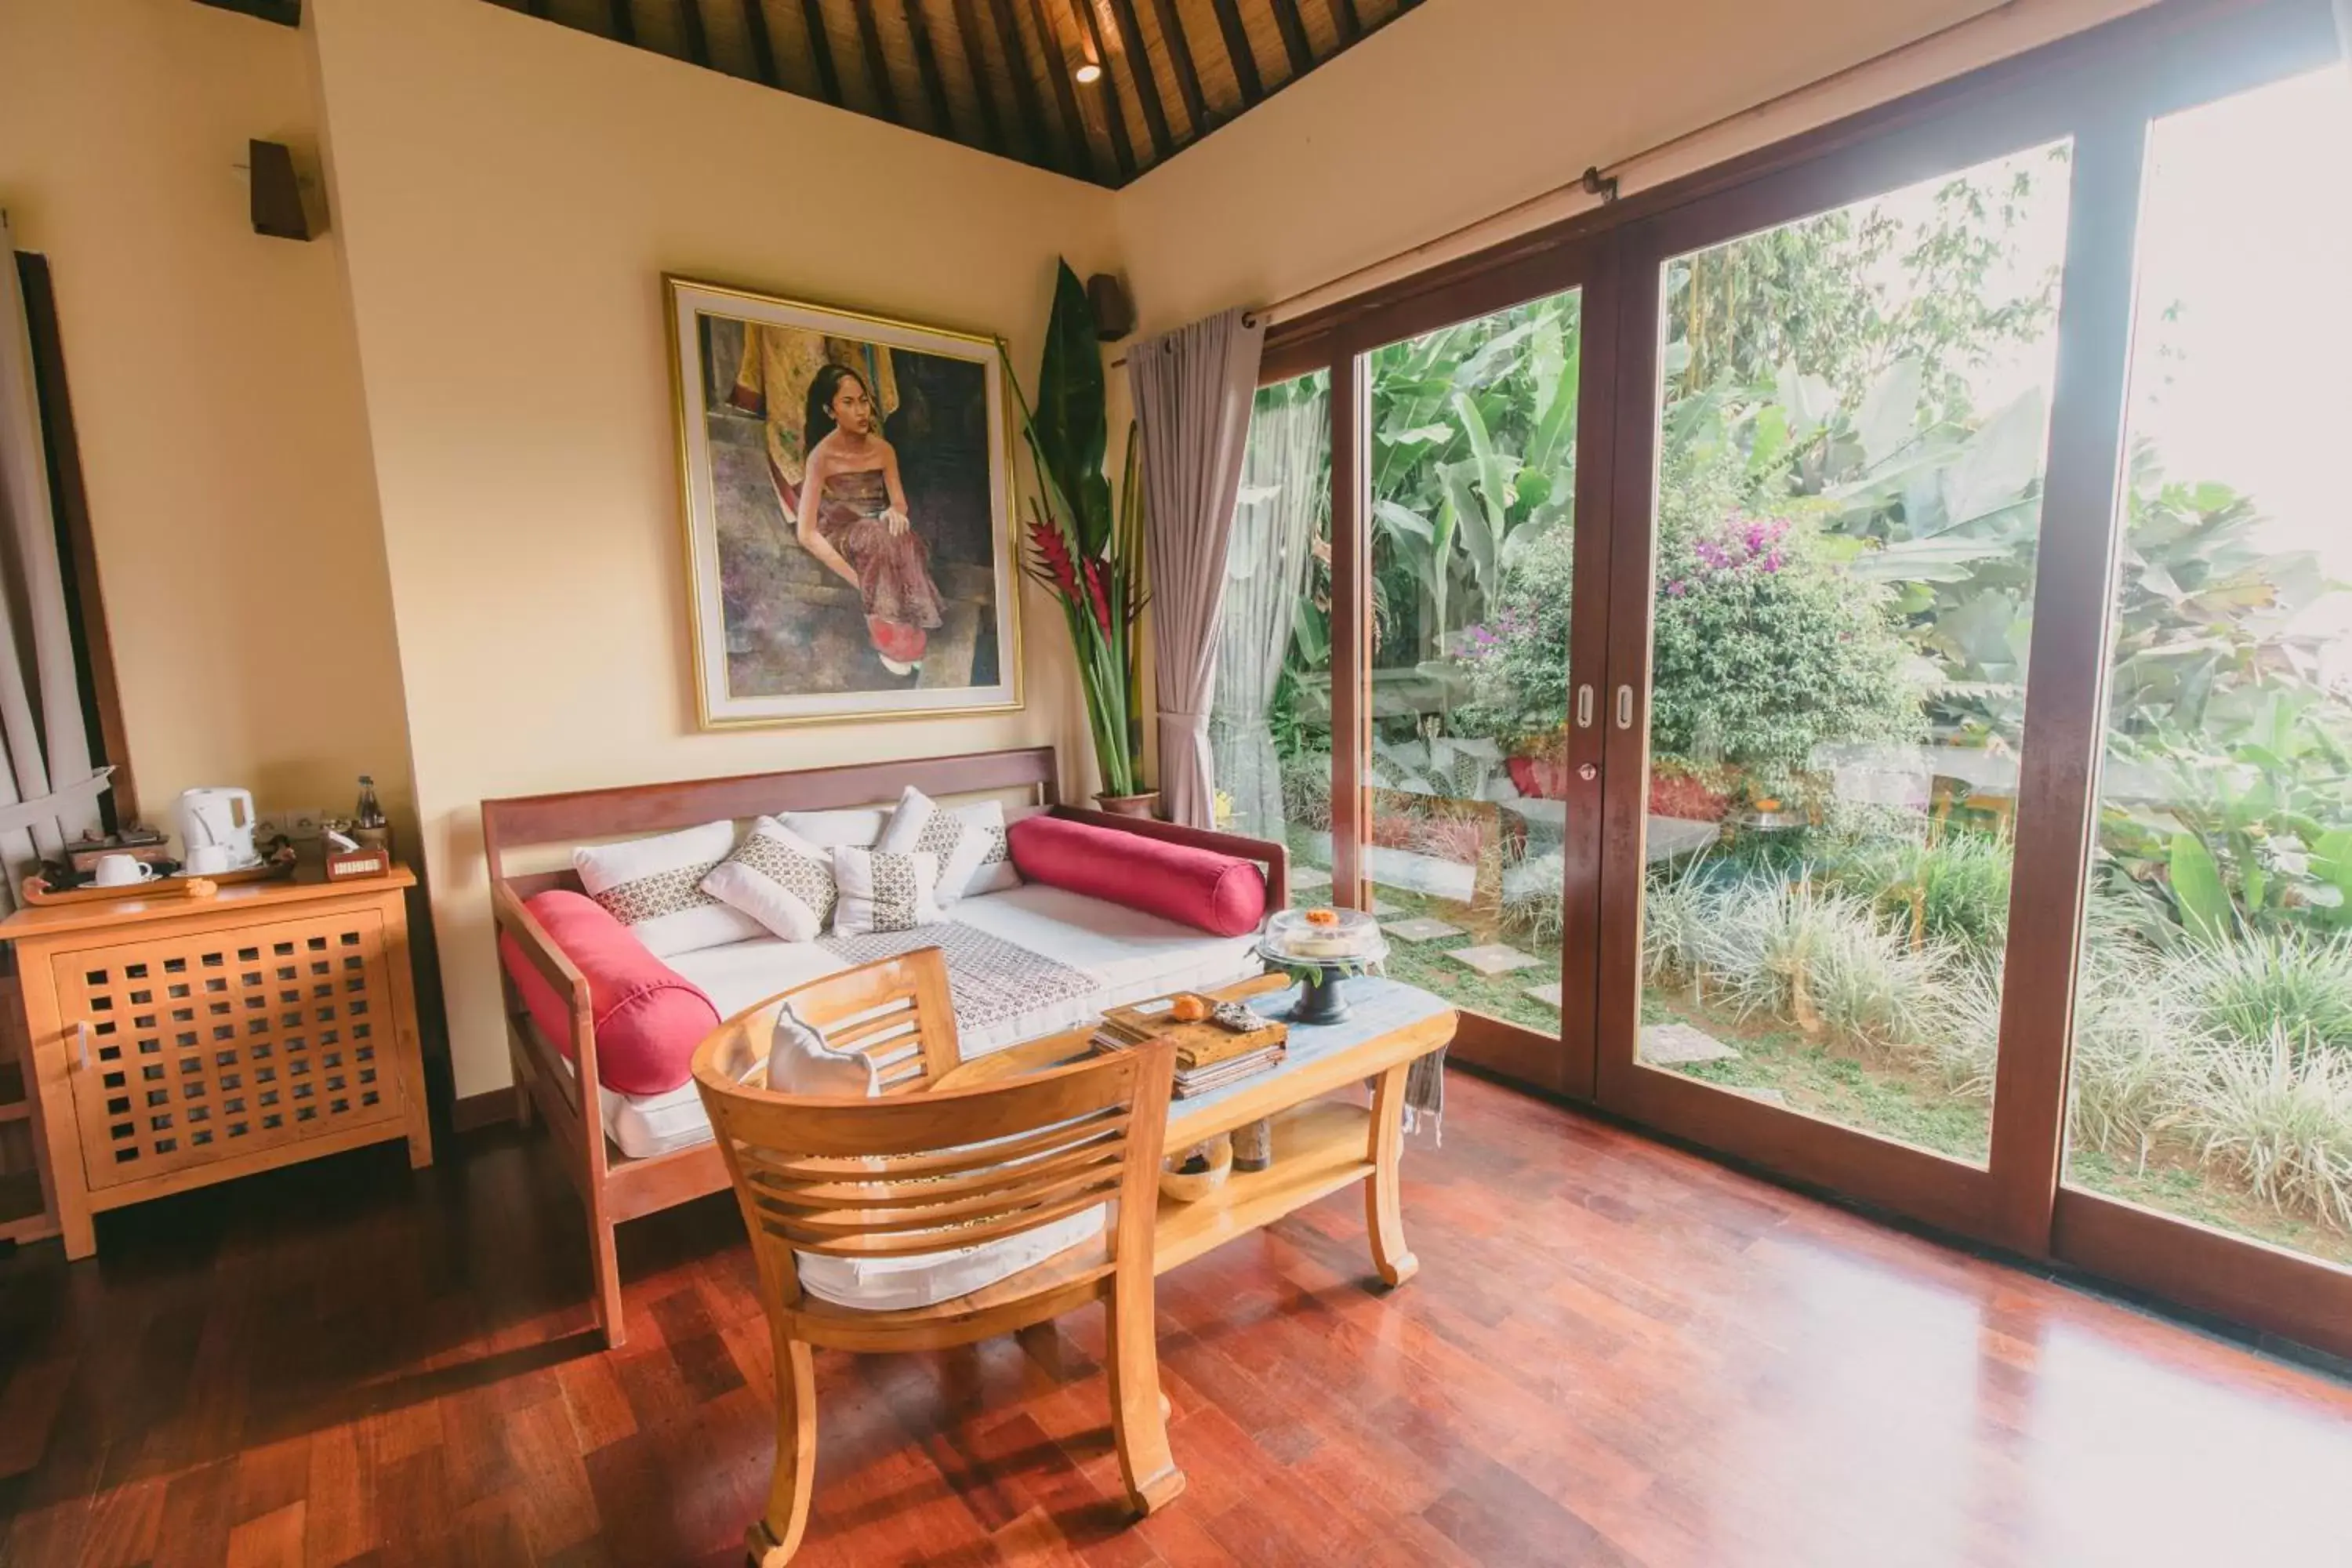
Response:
1129,307,1265,829
0,219,107,913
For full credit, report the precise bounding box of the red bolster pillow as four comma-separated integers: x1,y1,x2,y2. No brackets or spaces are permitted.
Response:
1008,815,1269,938
496,890,720,1097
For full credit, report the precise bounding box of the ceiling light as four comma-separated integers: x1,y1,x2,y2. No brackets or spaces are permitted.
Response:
1075,60,1104,84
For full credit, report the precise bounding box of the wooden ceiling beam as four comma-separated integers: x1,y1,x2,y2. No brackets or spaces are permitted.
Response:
1326,0,1360,45
608,0,637,45
851,1,906,122
1206,0,1262,107
1026,0,1098,182
1267,0,1313,78
1069,0,1136,180
902,0,957,134
742,0,782,85
800,0,846,103
985,0,1063,173
679,0,711,65
946,0,1010,155
1144,0,1207,137
1104,0,1173,162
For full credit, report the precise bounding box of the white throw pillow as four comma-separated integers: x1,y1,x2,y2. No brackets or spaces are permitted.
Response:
831,847,942,935
878,787,995,906
962,802,1023,897
573,821,763,957
779,807,887,849
763,1000,877,1097
700,816,838,942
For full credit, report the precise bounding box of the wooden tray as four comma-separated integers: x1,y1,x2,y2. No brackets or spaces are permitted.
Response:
21,851,298,907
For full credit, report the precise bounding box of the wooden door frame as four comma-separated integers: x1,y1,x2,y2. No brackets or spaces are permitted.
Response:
1257,0,2352,1358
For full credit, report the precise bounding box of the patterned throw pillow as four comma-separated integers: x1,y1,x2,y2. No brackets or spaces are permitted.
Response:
572,821,764,957
965,804,1026,896
700,817,838,942
877,787,996,905
831,847,942,935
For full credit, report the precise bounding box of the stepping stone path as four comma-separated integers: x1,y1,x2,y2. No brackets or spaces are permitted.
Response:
1382,916,1465,942
1524,981,1564,1007
1290,866,1333,891
1639,1022,1741,1067
1371,898,1403,916
1446,944,1542,977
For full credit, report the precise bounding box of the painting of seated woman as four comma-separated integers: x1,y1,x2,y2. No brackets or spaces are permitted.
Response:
666,277,1022,726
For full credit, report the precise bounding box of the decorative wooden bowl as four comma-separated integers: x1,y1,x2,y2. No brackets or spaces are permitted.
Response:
1158,1133,1234,1203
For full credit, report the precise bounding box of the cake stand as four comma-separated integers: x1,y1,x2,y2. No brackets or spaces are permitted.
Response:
1257,908,1389,1025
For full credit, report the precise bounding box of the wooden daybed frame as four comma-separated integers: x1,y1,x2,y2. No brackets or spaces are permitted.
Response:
482,746,1290,1347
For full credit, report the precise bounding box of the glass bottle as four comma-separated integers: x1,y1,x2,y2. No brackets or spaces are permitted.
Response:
356,775,385,829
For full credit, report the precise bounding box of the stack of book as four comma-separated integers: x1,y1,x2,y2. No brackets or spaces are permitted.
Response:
1093,996,1288,1098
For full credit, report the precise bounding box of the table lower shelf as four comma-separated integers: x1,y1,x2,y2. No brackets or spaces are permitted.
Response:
1152,1099,1374,1274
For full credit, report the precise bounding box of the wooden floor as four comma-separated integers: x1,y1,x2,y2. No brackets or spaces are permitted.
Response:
3,1074,2350,1568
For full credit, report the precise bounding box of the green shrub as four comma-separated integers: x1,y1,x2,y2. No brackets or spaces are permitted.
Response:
1827,829,2013,957
1278,750,1334,831
2189,1029,2352,1231
2172,931,2352,1064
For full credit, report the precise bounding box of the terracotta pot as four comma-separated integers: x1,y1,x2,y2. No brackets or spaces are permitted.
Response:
1094,790,1161,819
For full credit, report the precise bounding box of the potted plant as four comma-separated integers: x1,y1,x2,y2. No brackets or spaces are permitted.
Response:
1001,262,1154,815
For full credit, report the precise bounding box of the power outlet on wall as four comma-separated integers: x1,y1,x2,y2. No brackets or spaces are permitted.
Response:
285,807,325,842
252,810,288,844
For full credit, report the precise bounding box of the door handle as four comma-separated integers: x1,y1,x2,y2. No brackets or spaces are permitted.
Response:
1616,685,1635,729
74,1021,90,1071
1575,684,1594,729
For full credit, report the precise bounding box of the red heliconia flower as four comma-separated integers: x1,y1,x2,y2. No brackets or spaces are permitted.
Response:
1027,517,1081,604
1080,557,1113,634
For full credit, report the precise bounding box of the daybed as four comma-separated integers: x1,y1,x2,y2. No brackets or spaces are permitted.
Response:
483,746,1288,1345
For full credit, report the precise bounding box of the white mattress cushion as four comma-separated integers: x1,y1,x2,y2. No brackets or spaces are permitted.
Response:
947,884,1262,1000
590,888,1261,1161
796,1203,1108,1312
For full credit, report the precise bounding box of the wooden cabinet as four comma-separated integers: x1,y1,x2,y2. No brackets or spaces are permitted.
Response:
0,870,431,1259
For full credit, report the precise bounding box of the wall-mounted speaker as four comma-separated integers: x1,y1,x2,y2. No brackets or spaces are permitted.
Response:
1087,274,1135,343
249,140,314,241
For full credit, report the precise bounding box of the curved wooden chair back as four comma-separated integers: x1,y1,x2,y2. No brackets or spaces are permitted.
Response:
706,947,964,1098
691,954,1174,1351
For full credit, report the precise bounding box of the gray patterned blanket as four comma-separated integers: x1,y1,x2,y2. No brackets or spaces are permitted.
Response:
818,923,1097,1037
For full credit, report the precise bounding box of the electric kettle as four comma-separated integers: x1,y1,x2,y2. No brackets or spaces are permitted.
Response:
177,787,260,869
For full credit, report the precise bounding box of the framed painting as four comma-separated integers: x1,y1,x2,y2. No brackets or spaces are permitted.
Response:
666,276,1022,728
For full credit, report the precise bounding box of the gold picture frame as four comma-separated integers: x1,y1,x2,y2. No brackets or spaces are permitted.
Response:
665,275,1024,729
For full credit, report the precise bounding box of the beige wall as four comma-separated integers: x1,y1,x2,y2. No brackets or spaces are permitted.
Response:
0,0,416,847
1114,0,2028,333
306,0,1116,1096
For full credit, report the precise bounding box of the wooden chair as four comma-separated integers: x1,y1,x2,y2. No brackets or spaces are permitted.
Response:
691,949,1185,1566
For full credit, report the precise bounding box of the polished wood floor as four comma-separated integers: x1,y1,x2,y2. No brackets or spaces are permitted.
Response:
3,1073,2349,1567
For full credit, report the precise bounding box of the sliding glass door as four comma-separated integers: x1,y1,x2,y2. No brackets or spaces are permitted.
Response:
2052,61,2352,1335
1240,0,2351,1356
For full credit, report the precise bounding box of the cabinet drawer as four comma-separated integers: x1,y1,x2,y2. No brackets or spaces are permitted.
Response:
56,908,404,1190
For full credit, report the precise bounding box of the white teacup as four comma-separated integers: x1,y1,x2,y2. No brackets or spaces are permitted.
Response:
92,853,158,887
184,844,233,876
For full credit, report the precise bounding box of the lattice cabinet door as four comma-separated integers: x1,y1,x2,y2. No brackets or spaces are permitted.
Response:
55,908,405,1190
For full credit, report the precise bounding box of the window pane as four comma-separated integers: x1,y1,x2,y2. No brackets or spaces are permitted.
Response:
1356,292,1582,1035
1213,372,1333,895
1636,142,2073,1164
2065,67,2352,1266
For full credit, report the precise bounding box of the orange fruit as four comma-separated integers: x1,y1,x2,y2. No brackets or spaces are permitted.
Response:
1170,994,1209,1023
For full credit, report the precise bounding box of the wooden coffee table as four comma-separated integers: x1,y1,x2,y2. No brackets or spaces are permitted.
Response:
935,974,1457,1287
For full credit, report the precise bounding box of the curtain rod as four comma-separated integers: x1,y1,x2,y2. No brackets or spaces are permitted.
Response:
1113,0,2147,364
